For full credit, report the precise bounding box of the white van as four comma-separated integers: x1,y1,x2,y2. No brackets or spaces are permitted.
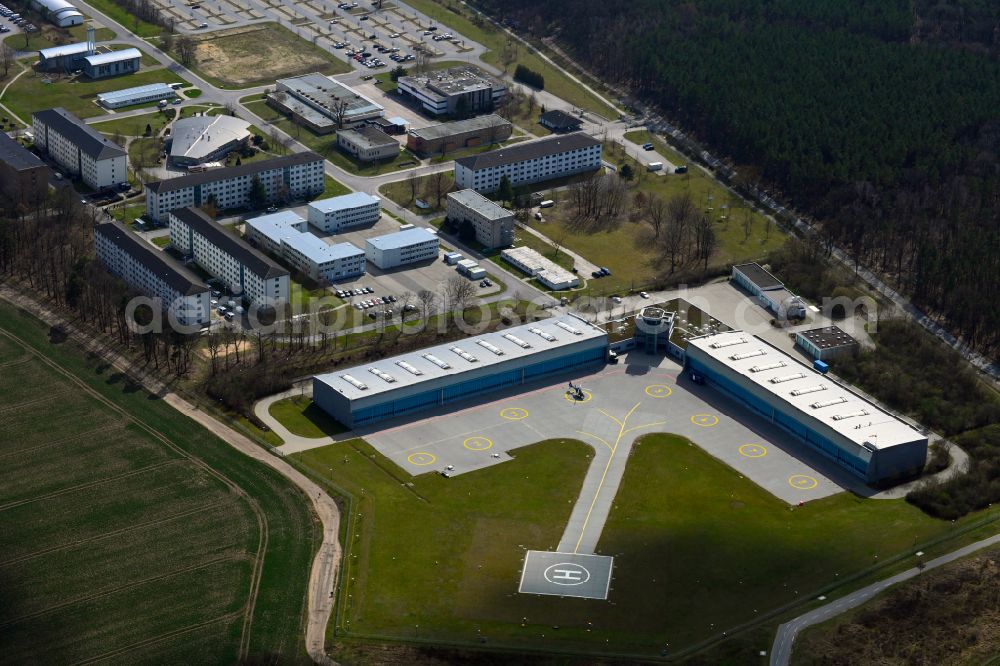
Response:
538,199,554,208
646,162,663,172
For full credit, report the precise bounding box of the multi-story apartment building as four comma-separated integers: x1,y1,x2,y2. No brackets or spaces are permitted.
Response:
445,189,515,249
307,192,381,233
453,132,602,193
32,107,127,190
0,132,50,207
245,210,365,283
145,152,325,223
365,227,439,270
94,220,211,327
168,207,290,306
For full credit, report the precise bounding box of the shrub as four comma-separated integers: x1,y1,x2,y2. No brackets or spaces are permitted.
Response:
514,64,544,89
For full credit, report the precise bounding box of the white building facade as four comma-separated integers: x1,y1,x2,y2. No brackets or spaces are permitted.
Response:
365,227,439,270
32,108,127,190
94,221,211,327
445,189,515,249
244,210,365,282
145,152,325,223
307,192,381,233
168,207,290,306
453,132,602,193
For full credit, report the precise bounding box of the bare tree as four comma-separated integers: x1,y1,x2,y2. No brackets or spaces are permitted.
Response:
429,170,449,209
406,170,418,204
417,288,437,318
445,276,477,312
175,35,196,67
662,192,696,274
645,193,667,239
332,98,349,129
0,42,14,78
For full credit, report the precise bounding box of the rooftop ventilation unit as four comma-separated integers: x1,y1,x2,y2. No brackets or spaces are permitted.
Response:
769,373,807,384
529,327,556,342
832,410,870,421
810,397,849,409
368,368,396,383
710,337,748,349
422,353,450,369
790,385,827,396
450,346,479,363
503,333,531,349
749,361,786,373
340,374,368,390
555,321,582,335
395,360,423,376
731,349,766,360
476,340,505,356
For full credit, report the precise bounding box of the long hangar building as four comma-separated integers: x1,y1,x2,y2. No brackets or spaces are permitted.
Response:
685,330,927,484
313,315,607,428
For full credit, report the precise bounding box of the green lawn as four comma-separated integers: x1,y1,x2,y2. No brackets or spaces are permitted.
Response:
92,109,174,137
320,175,351,198
293,438,593,645
82,0,162,38
401,0,619,118
293,426,981,657
0,300,316,661
19,25,116,51
268,395,348,439
150,235,170,248
184,88,202,99
128,136,162,169
2,67,185,120
180,104,226,119
378,171,455,214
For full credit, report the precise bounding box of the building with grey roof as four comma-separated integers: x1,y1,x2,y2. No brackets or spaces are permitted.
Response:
397,65,506,117
313,314,607,427
31,0,84,26
365,227,439,269
0,132,50,207
307,192,381,233
445,188,514,249
31,107,127,190
795,326,860,361
96,83,177,109
244,210,365,282
82,48,141,79
169,115,252,166
167,207,290,306
405,114,511,157
269,73,384,134
145,152,325,223
335,125,399,163
94,220,210,327
453,132,602,193
685,330,927,484
731,263,807,321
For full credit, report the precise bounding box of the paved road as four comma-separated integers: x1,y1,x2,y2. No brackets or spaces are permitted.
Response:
770,532,1000,666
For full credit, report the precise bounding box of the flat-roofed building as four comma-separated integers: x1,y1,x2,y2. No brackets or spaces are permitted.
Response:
336,125,399,162
685,330,927,484
168,206,290,306
795,326,860,362
32,107,127,190
405,114,511,157
282,232,365,283
0,132,50,207
268,73,384,134
244,210,308,255
397,65,506,117
82,48,141,79
37,42,93,71
731,262,807,321
539,109,582,133
307,192,381,233
454,132,602,193
169,115,252,166
313,314,607,427
244,210,365,282
145,152,325,223
445,188,514,249
365,227,439,269
94,220,210,327
96,83,178,109
501,246,579,291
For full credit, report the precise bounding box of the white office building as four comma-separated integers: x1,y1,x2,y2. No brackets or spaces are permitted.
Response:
32,108,127,190
365,227,439,270
501,246,580,291
168,207,290,306
145,152,325,223
94,221,210,327
453,132,602,193
397,65,506,117
169,115,253,166
245,210,365,282
307,192,381,233
445,188,515,249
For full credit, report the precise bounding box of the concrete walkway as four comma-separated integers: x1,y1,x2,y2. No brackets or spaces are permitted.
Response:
770,531,1000,665
255,384,343,454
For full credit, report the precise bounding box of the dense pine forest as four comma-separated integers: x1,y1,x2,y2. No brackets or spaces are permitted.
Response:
476,0,1000,357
